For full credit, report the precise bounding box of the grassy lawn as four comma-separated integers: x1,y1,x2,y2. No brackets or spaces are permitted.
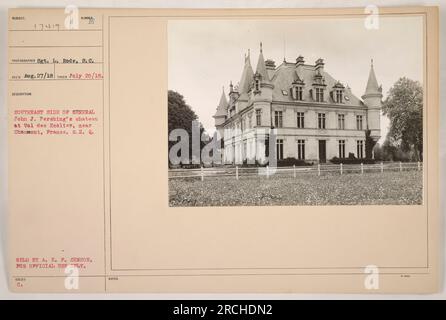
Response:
169,170,423,206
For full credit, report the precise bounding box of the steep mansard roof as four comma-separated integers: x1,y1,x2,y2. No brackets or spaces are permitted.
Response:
270,62,363,106
217,49,369,112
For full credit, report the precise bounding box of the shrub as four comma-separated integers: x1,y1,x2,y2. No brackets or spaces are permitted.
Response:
330,157,376,164
240,159,264,167
276,157,313,167
180,163,201,169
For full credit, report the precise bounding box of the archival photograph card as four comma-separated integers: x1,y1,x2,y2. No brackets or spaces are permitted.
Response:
7,6,440,293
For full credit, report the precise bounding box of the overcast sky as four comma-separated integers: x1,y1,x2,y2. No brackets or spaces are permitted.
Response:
168,16,423,143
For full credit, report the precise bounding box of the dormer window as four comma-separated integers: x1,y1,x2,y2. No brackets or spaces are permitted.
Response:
335,89,343,103
291,77,305,101
332,81,345,104
297,86,303,100
292,85,303,101
312,68,326,102
315,87,324,102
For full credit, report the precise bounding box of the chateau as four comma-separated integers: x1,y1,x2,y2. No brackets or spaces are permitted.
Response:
213,43,382,164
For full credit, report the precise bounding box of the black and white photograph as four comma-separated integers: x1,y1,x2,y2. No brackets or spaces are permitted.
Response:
168,16,424,207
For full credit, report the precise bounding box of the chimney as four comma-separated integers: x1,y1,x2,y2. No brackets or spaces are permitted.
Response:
296,55,305,67
315,58,324,72
265,59,276,70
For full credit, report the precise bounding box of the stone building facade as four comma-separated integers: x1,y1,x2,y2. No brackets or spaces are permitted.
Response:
213,43,382,164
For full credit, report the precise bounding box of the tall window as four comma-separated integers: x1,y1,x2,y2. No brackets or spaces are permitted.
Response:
338,114,345,130
338,140,346,158
255,79,260,91
296,86,303,100
315,87,324,102
356,115,363,130
297,112,305,128
297,139,305,160
274,111,283,128
318,113,326,129
255,109,261,126
357,140,364,158
335,89,343,103
276,139,284,160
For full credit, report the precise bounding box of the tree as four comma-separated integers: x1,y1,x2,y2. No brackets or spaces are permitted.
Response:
168,90,198,137
372,142,383,161
365,129,375,159
168,90,206,166
382,77,423,161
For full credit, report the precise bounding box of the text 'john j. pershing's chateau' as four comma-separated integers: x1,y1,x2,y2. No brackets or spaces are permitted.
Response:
213,43,383,164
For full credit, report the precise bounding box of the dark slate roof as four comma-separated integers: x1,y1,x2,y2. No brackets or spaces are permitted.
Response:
270,62,363,106
255,45,270,81
238,53,254,96
213,88,228,117
364,61,380,96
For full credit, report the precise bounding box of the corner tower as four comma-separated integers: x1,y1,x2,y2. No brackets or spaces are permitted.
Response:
362,59,383,155
213,87,228,137
252,43,274,127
